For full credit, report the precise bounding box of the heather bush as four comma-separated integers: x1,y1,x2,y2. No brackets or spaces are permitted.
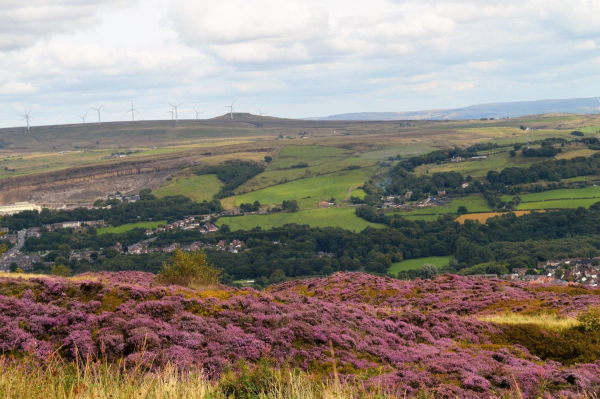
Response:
157,249,221,287
0,272,599,397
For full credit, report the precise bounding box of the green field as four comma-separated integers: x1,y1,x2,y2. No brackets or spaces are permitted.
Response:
269,145,351,170
154,174,223,202
386,195,491,217
414,151,541,180
233,167,375,208
216,207,386,231
389,256,454,275
237,145,377,194
97,220,166,235
500,186,600,210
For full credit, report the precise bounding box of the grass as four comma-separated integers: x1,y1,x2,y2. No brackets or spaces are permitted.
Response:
154,174,223,202
386,195,491,218
217,207,386,231
388,256,453,275
456,211,541,224
233,168,376,209
500,186,600,210
269,145,351,170
97,220,166,235
477,313,579,332
414,151,541,180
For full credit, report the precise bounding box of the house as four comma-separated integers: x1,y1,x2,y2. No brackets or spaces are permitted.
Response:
162,244,180,253
204,223,219,233
512,268,529,277
217,240,227,251
437,190,446,197
405,191,413,200
451,156,464,163
461,183,470,189
145,230,154,237
112,242,123,253
128,244,144,255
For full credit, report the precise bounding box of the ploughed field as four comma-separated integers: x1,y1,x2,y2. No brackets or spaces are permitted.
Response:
1,272,599,397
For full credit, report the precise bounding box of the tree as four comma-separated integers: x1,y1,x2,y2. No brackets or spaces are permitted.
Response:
509,150,516,157
420,264,438,279
282,200,299,212
457,206,468,214
157,249,222,287
264,155,273,163
577,307,600,332
220,224,231,233
51,264,72,277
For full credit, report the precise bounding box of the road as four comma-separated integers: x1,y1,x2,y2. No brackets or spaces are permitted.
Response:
0,230,26,269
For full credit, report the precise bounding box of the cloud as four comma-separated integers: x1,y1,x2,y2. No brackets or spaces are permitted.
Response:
0,0,133,51
2,0,600,127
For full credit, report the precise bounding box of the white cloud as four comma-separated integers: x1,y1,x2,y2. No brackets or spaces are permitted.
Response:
1,0,600,127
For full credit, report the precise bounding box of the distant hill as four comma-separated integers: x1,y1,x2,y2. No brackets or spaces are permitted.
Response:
309,97,600,121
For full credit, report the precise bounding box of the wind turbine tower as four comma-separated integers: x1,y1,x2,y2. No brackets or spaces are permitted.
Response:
77,113,87,123
126,102,139,121
224,100,236,120
193,108,204,119
257,107,264,116
20,109,32,130
91,104,104,123
168,103,182,123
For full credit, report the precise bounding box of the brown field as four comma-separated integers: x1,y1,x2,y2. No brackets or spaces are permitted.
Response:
456,210,545,224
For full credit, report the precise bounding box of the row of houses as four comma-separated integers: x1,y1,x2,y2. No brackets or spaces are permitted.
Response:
501,257,600,287
146,219,219,236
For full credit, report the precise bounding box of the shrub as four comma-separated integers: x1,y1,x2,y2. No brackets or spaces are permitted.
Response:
157,249,222,287
51,264,72,277
577,306,600,333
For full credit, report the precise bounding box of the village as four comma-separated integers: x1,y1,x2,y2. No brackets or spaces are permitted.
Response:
0,214,233,272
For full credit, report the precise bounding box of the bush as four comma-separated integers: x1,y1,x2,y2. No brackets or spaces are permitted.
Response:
157,249,222,287
577,306,600,333
51,264,72,277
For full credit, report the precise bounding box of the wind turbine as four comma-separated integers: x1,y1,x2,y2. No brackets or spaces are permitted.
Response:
224,99,236,120
77,113,88,123
91,104,104,123
166,110,174,120
168,103,182,122
257,107,264,116
20,109,32,130
193,108,204,120
126,102,139,121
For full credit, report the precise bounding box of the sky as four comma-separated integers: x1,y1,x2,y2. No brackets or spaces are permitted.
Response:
1,0,600,128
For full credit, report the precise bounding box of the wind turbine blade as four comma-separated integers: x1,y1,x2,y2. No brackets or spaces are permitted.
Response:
232,99,236,106
99,104,104,110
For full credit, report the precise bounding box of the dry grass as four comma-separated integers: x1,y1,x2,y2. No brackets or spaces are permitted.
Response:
478,313,579,331
456,211,543,224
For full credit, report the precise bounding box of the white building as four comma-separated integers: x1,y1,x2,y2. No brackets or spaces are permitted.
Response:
0,202,42,216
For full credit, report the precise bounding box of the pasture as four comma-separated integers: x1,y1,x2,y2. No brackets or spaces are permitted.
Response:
386,195,491,218
500,186,600,210
154,175,223,202
97,220,166,235
216,207,386,231
388,256,454,275
232,167,376,208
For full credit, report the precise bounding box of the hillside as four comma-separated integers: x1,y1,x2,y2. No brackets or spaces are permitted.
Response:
310,97,600,121
1,271,599,397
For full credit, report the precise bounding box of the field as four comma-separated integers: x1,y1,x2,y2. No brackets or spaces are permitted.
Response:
388,256,453,275
500,186,600,210
386,195,491,218
97,220,166,235
456,211,540,224
216,207,386,231
154,174,223,202
232,167,376,209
